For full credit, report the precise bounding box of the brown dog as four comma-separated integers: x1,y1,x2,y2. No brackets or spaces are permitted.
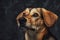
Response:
16,8,58,40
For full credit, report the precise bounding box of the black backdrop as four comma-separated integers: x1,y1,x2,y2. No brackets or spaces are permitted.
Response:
0,0,60,40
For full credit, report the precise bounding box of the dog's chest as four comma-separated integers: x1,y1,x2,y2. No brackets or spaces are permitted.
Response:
26,30,37,40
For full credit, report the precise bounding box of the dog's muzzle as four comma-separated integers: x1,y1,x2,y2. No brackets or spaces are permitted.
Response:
18,17,43,32
18,17,35,31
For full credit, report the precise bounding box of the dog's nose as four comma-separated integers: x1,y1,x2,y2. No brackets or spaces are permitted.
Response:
19,17,27,24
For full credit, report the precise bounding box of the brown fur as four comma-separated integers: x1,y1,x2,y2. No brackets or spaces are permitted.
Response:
16,8,58,40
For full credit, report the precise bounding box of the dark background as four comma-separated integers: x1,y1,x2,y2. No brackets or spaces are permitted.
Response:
0,0,60,40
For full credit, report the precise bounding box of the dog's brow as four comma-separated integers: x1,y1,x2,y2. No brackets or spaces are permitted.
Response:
30,8,40,16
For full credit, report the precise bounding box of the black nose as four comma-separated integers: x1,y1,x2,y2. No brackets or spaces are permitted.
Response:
19,17,27,24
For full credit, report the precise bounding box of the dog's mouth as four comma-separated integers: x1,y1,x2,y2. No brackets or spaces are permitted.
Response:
19,23,40,31
26,25,40,30
25,21,44,31
25,22,44,31
19,21,43,31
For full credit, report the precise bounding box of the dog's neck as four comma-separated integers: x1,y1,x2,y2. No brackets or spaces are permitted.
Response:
26,30,37,40
26,26,46,40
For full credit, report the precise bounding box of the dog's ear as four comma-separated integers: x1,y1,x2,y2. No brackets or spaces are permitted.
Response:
16,12,23,27
42,8,58,27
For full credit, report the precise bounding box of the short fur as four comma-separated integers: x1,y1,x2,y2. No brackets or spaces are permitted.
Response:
16,8,58,40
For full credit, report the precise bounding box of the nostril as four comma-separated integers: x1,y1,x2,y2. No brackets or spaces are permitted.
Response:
19,17,27,24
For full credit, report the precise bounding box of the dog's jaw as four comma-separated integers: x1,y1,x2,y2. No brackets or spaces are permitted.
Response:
25,22,45,31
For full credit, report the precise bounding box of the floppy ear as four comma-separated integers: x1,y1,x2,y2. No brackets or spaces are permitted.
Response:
16,12,23,27
42,8,58,27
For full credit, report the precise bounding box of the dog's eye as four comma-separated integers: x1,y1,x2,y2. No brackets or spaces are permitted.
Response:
32,13,38,17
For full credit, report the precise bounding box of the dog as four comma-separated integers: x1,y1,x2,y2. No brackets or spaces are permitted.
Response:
16,8,58,40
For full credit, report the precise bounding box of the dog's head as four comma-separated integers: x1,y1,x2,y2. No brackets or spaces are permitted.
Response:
16,8,58,30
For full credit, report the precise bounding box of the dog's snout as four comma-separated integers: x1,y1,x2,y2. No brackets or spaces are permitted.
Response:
19,17,27,24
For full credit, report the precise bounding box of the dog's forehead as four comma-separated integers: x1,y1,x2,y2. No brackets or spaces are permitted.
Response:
24,8,41,15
